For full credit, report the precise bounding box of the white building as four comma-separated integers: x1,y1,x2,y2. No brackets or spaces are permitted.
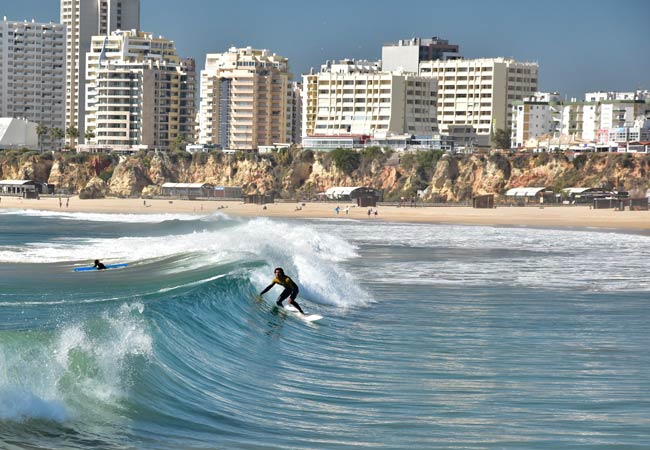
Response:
0,18,65,149
302,59,437,138
511,92,562,148
585,91,649,102
61,0,140,144
0,118,38,149
84,30,196,151
581,99,647,143
197,47,292,150
382,37,460,73
420,57,538,148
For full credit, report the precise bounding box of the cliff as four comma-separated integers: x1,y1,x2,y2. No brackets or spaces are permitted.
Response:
1,148,649,202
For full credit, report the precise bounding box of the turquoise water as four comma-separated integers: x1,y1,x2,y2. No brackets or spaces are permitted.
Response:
1,209,649,449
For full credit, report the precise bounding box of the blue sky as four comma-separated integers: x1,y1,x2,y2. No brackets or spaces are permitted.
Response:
4,0,649,98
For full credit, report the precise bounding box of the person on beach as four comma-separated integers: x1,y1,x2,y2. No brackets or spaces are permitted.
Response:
93,259,106,270
259,267,305,314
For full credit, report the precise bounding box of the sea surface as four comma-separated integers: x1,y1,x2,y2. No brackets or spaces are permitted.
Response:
0,209,649,449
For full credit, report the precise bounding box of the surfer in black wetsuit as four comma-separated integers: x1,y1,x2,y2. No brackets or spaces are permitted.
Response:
93,259,106,270
260,267,305,314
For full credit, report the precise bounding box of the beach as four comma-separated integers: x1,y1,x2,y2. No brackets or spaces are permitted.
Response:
1,195,650,230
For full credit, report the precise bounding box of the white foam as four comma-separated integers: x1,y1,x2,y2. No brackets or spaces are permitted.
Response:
0,302,152,422
2,208,201,223
1,213,371,305
319,222,650,293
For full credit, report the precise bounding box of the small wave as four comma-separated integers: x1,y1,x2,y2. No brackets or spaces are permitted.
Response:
1,208,201,223
0,302,152,424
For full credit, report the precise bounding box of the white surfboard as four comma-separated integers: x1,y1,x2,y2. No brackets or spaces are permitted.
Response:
282,304,323,322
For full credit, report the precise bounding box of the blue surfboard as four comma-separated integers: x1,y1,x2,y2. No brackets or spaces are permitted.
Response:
74,263,128,272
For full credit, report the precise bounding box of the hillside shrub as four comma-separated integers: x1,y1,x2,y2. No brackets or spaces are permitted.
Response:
330,148,360,175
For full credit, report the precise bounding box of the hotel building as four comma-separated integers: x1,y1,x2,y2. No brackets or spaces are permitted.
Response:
60,0,140,143
0,18,66,149
84,30,196,150
302,59,437,139
197,47,292,150
420,58,538,148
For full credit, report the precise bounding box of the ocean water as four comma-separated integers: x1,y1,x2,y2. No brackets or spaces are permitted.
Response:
0,209,649,449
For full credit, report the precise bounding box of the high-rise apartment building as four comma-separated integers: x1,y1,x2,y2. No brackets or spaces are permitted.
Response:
84,30,196,150
302,59,437,138
0,18,66,149
60,0,140,143
382,37,460,73
197,47,292,150
420,58,538,147
289,81,303,144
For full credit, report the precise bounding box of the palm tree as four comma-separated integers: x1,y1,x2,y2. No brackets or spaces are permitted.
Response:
49,127,64,150
66,126,79,147
84,128,95,142
36,123,48,152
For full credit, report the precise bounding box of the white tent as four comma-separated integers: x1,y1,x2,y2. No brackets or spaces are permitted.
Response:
0,118,38,150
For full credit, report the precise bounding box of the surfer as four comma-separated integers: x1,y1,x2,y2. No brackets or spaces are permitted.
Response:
260,268,305,314
93,259,106,270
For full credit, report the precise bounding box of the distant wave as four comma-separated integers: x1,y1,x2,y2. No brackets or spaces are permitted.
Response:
0,208,212,223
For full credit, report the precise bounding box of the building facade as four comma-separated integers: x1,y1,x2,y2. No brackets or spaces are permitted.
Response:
60,0,140,144
0,18,65,149
420,57,538,148
289,81,302,144
84,30,196,151
382,37,460,73
197,47,292,150
302,59,437,138
511,92,562,148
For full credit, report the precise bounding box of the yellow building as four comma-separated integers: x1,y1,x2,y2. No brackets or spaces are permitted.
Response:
302,59,437,138
197,47,292,150
420,58,538,148
84,30,196,151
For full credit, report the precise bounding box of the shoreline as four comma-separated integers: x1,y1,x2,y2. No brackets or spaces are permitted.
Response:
1,196,650,231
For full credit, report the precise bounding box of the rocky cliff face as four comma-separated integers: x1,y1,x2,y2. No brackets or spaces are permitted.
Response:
2,149,649,201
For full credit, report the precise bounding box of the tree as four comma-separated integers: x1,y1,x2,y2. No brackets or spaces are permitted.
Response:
492,129,511,150
36,123,48,152
330,148,360,175
66,126,79,146
84,128,95,142
48,127,64,149
170,133,188,151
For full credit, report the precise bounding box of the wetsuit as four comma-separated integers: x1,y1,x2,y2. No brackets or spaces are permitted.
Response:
94,261,106,270
260,275,304,314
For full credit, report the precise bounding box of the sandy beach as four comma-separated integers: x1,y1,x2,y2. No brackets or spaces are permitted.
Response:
2,195,650,230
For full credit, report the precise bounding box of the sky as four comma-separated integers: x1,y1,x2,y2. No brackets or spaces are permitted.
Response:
3,0,649,99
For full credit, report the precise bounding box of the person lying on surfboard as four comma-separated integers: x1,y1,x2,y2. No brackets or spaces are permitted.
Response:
260,267,305,315
93,259,106,270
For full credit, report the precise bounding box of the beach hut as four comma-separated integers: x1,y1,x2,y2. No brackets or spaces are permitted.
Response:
161,183,215,199
0,179,38,198
562,187,612,204
214,186,243,199
324,186,382,203
505,187,555,205
473,194,495,208
244,194,274,205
